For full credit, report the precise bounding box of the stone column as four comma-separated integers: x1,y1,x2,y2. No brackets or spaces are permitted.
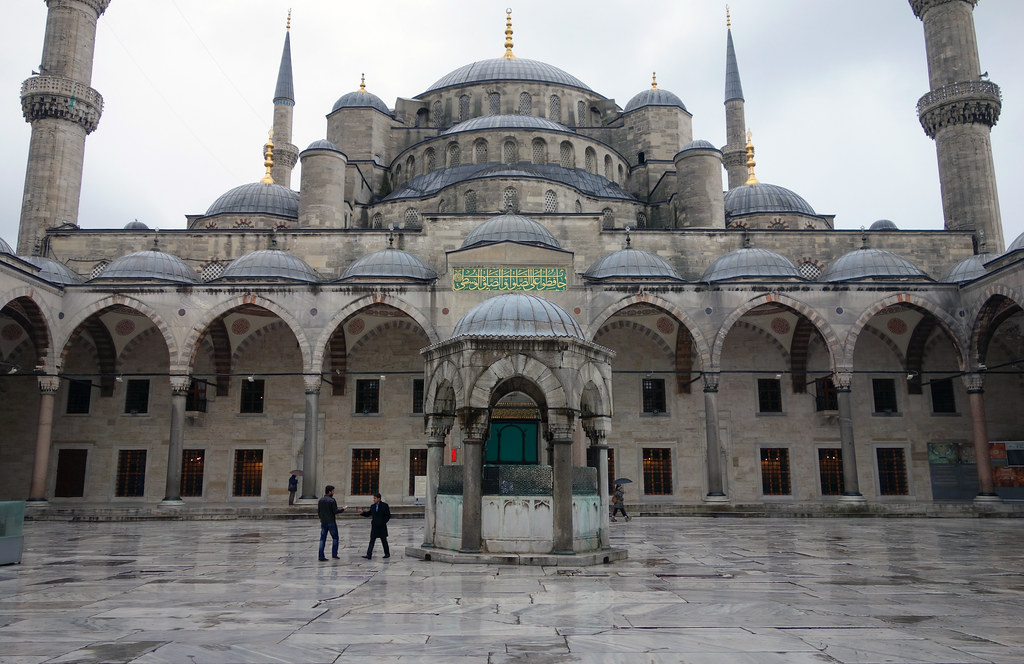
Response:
835,371,864,500
963,373,999,500
423,415,453,547
549,418,575,555
28,375,60,501
458,408,488,553
703,373,727,499
162,375,189,504
300,375,321,499
583,416,611,548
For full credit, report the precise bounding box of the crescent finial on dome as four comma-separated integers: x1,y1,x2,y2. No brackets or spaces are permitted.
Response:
260,129,275,184
359,73,366,92
503,8,516,59
744,129,759,185
651,72,658,90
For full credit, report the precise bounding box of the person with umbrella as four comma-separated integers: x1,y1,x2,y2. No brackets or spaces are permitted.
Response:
611,478,632,522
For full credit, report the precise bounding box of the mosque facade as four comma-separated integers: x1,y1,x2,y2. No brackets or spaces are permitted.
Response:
2,1,1023,532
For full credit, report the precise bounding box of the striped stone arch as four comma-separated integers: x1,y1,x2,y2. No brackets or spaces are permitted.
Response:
347,320,431,358
578,361,612,416
727,320,792,363
116,326,168,367
182,294,311,372
966,284,1024,365
58,295,178,371
423,359,464,414
860,324,907,366
841,293,967,370
711,293,839,373
231,320,296,366
594,319,673,357
0,287,56,367
587,292,711,370
311,294,438,372
468,353,568,410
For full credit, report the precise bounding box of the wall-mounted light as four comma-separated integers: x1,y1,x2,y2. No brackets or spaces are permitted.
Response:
906,371,918,381
247,375,255,383
115,375,124,383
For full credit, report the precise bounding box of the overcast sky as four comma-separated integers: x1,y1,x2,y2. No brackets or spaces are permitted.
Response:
0,0,1021,250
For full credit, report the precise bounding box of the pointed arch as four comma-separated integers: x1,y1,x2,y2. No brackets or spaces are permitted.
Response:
59,295,179,373
424,359,464,413
0,289,55,368
469,353,567,410
968,285,1024,365
841,293,966,370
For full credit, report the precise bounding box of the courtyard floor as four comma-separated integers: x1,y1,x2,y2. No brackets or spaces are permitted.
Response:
0,515,1022,663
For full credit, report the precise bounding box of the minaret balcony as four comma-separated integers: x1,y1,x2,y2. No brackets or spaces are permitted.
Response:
21,76,104,133
916,80,1001,137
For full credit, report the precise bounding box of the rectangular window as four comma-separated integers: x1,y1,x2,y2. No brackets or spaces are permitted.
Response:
352,448,381,495
412,379,424,414
240,379,265,414
642,378,666,414
760,447,791,495
757,379,783,413
642,448,672,495
116,449,147,497
818,448,844,496
872,378,898,414
186,379,207,413
180,449,205,497
877,447,909,495
607,448,616,495
815,378,838,412
232,449,264,497
930,378,957,414
356,379,380,414
124,379,150,414
409,448,427,495
55,448,87,498
66,379,92,414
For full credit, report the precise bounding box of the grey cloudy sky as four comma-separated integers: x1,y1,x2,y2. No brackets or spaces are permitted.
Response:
0,0,1021,250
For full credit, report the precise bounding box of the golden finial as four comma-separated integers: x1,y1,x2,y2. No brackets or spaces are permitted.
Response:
503,8,516,59
260,129,275,184
744,129,759,185
359,73,366,93
286,8,291,32
651,72,658,90
726,5,732,29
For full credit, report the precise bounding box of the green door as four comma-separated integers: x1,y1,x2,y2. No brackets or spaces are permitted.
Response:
485,422,539,464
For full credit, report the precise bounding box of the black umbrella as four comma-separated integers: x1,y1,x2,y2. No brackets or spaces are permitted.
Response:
613,478,632,484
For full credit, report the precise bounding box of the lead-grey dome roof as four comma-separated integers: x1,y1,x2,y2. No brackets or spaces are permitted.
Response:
623,88,687,113
820,248,929,282
942,254,989,283
123,220,149,230
220,250,320,282
22,256,83,285
205,182,299,218
331,90,391,115
339,248,438,282
423,57,593,95
304,139,342,153
462,214,560,250
1005,231,1024,254
444,115,570,135
679,139,719,153
91,250,200,284
869,219,899,231
452,293,584,339
0,237,12,254
585,248,684,281
701,247,801,281
724,182,816,217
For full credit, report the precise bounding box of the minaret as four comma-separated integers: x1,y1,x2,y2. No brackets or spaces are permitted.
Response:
722,7,748,190
18,0,111,255
271,11,298,189
911,0,1004,252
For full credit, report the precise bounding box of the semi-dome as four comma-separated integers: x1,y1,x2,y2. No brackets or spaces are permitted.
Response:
423,57,593,95
820,248,929,282
220,250,320,282
724,182,816,217
205,182,299,218
91,250,200,284
304,139,342,152
584,247,684,281
0,237,12,254
623,88,687,113
942,254,989,283
444,115,570,135
339,248,437,282
123,220,149,230
462,214,560,250
701,247,801,281
869,219,899,231
331,90,391,115
452,293,584,339
21,256,83,285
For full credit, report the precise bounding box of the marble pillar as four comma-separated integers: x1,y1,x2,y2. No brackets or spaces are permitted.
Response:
162,375,190,503
550,430,574,554
28,375,60,501
458,408,488,553
702,373,727,499
300,376,321,499
423,415,452,547
583,416,611,548
835,371,864,500
963,373,999,499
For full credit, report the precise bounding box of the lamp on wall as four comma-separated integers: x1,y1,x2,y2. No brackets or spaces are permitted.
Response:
247,375,255,383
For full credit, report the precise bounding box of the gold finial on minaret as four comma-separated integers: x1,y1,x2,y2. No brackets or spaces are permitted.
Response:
260,129,275,184
286,8,291,31
503,8,516,59
359,73,366,93
744,129,759,185
726,5,732,29
651,72,658,90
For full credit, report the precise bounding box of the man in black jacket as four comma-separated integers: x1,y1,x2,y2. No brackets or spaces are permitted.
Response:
360,493,391,559
317,485,347,561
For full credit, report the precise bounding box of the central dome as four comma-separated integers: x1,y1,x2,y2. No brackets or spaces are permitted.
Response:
422,57,593,95
462,214,560,250
453,294,584,339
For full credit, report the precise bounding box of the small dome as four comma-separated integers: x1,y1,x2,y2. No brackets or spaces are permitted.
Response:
820,248,929,282
1005,231,1024,254
21,256,83,285
679,139,719,153
623,88,687,113
91,250,200,283
942,254,989,283
304,139,342,152
462,214,561,250
123,220,149,230
0,237,13,254
701,248,801,281
584,248,684,281
869,219,899,231
205,182,299,218
331,90,391,115
221,250,320,282
452,293,584,339
424,58,593,94
724,183,816,217
444,115,570,135
339,248,437,282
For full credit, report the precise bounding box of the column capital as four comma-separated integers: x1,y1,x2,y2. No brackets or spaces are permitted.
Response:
425,414,454,441
169,374,190,394
909,0,978,20
457,407,489,440
961,372,984,393
833,370,854,391
37,375,60,394
303,374,322,394
702,372,720,393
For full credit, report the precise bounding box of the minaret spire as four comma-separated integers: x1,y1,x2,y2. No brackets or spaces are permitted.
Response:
722,6,749,190
271,10,298,188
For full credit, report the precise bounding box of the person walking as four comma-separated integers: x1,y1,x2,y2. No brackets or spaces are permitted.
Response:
317,485,347,561
360,492,391,560
611,482,630,522
288,473,298,506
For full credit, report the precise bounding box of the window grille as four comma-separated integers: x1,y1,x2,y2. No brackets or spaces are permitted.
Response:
872,378,898,413
448,144,460,168
757,378,782,413
240,379,265,413
351,448,380,495
185,379,207,413
503,187,519,213
181,449,205,497
116,449,147,497
930,378,957,413
488,92,501,115
371,213,383,229
798,261,821,280
404,208,420,228
406,155,415,177
618,164,624,184
465,190,477,213
356,379,380,414
636,211,648,228
519,92,532,115
584,148,596,173
574,200,582,213
559,142,573,168
815,378,838,411
502,140,517,165
438,199,447,213
549,95,561,122
91,261,109,279
760,448,791,495
642,448,672,495
425,148,436,171
124,379,150,414
877,447,909,495
66,379,91,414
577,101,586,125
412,379,424,414
602,208,614,228
459,94,470,122
409,449,427,495
544,190,557,213
474,139,488,164
532,138,547,164
431,100,443,127
818,448,844,496
604,155,613,179
642,378,666,414
200,260,224,282
232,449,263,497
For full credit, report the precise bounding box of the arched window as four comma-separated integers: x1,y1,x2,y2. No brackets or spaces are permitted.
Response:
406,155,416,178
519,92,532,116
200,260,224,281
438,199,447,213
532,138,548,165
448,143,461,168
459,94,470,122
798,260,821,280
574,200,582,213
425,147,436,171
602,208,614,229
549,95,561,122
636,211,647,229
637,151,646,165
371,213,383,229
584,147,597,174
502,139,518,165
405,208,421,228
503,187,519,213
431,100,443,128
415,108,428,127
576,101,586,126
465,190,477,213
488,92,501,115
474,138,488,164
559,141,574,169
604,154,613,179
544,190,557,213
618,164,624,184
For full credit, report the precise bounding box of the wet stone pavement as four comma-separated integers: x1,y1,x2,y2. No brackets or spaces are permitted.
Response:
0,516,1022,663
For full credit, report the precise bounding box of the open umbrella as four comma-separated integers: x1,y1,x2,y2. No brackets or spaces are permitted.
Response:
290,469,303,476
613,477,632,484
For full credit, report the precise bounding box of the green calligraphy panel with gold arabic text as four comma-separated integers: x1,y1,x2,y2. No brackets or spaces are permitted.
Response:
453,267,567,291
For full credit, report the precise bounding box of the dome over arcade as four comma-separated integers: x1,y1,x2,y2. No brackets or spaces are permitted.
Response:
303,139,342,152
724,182,816,217
444,115,570,135
819,248,929,282
331,89,391,116
0,237,12,254
123,220,149,230
220,250,320,282
584,247,684,281
423,57,593,95
205,182,299,218
462,213,560,250
21,256,83,285
869,219,899,231
452,293,584,339
339,247,437,282
942,254,989,283
623,75,687,113
700,247,801,281
91,250,200,284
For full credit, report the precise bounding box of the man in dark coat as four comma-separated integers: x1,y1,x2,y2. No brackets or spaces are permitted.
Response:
360,492,391,559
317,485,347,561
